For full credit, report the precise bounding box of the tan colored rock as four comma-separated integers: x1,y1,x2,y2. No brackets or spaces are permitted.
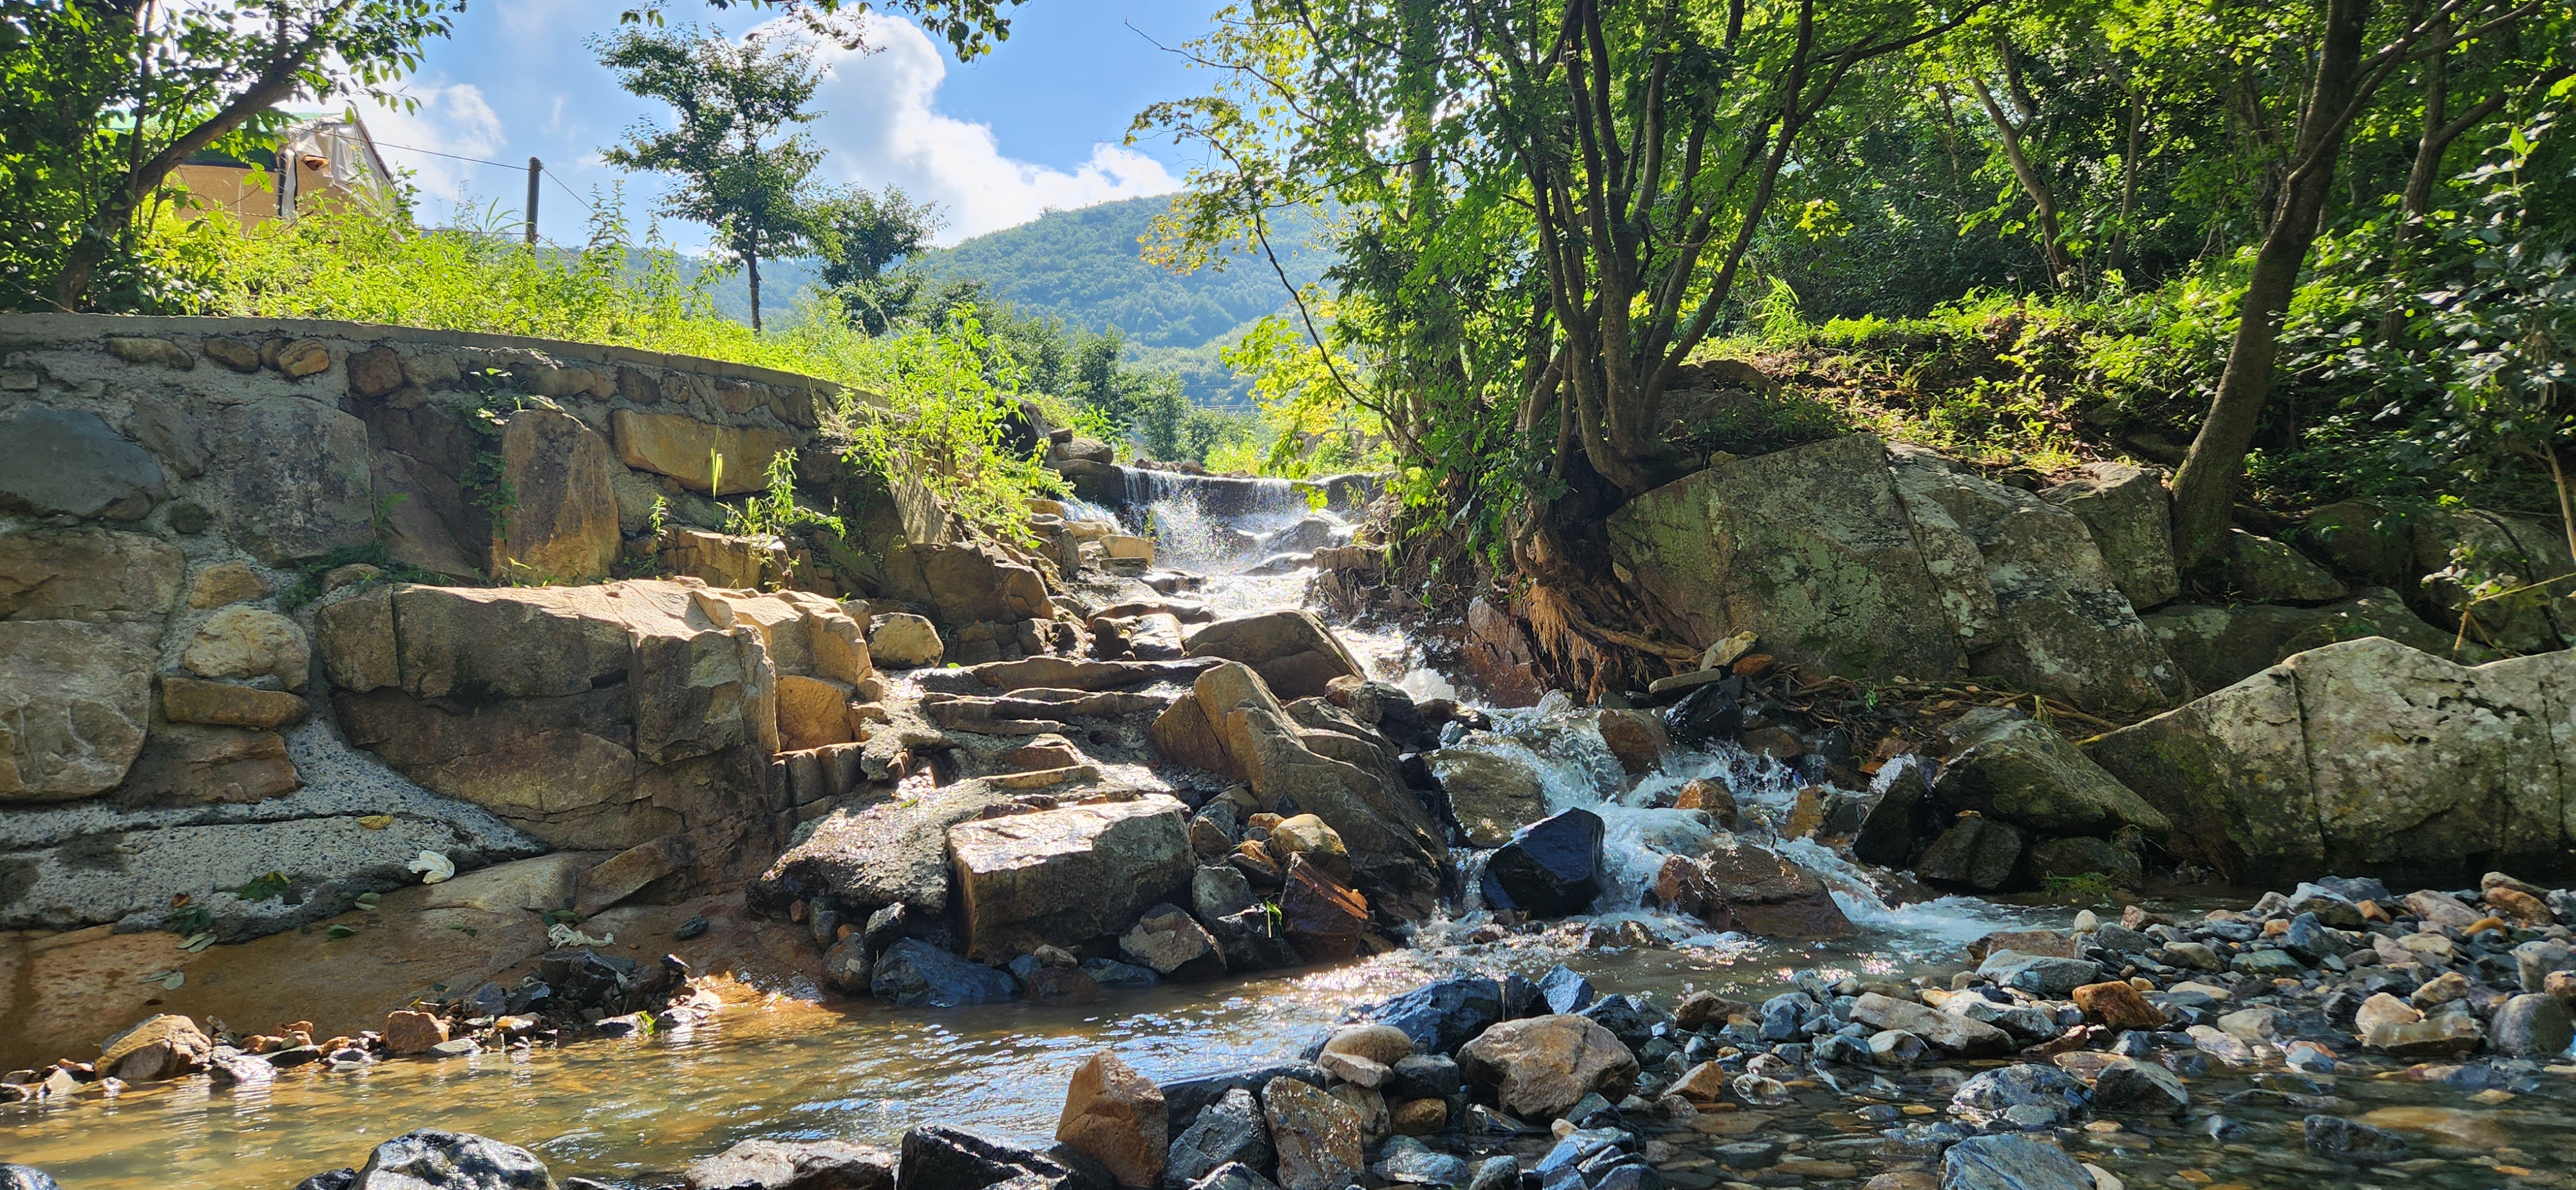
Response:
275,338,331,378
999,735,1084,771
489,408,622,582
383,1009,449,1057
315,585,397,692
777,674,857,751
1849,992,2013,1055
1267,814,1353,884
611,408,796,496
949,794,1195,959
186,560,270,610
182,605,310,691
1103,534,1155,562
868,613,944,668
1323,1023,1416,1066
1670,1061,1731,1103
159,675,308,729
1150,695,1235,776
2486,885,2553,927
99,1014,212,1082
2072,981,2166,1030
1184,610,1365,701
1390,1097,1446,1136
111,722,299,804
1264,1075,1365,1190
1056,1050,1167,1187
1594,710,1668,775
658,527,782,590
0,528,185,621
1121,902,1222,974
1455,1014,1641,1120
1329,1084,1388,1141
0,620,154,798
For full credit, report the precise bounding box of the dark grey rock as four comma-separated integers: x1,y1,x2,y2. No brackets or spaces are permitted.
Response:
1372,1137,1472,1187
354,1129,551,1190
1939,1135,2092,1190
1465,1157,1517,1190
0,408,166,520
871,940,1016,1007
0,1167,61,1190
1950,1064,2088,1122
1368,974,1505,1053
895,1126,1110,1190
2302,1115,2409,1165
1203,908,1300,973
1164,1088,1271,1189
1578,994,1672,1050
292,1171,357,1190
1181,1164,1279,1190
2492,993,2574,1059
2089,1059,2188,1114
1390,1053,1463,1100
1976,952,2101,997
1710,1142,1783,1170
1914,817,2026,891
1081,958,1162,990
1160,1063,1328,1138
1536,965,1596,1015
1481,809,1606,916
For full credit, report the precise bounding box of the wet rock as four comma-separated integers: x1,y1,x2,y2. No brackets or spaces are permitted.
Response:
1262,1076,1365,1190
1663,675,1747,749
384,1010,451,1057
2027,837,2142,886
1164,1088,1271,1189
1481,808,1606,917
1184,610,1365,701
1455,1014,1640,1120
822,936,873,994
687,1138,896,1190
1536,965,1597,1015
1430,748,1551,847
1057,1051,1168,1187
1084,959,1162,990
354,1129,553,1190
1977,951,2101,997
896,1124,1110,1190
1913,817,2025,891
1649,855,1725,923
99,1014,212,1083
1931,710,2168,838
1938,1135,2092,1190
2070,982,2163,1030
1160,1064,1329,1138
1852,764,1932,867
1121,903,1223,976
1368,975,1506,1054
0,1167,60,1190
2088,1059,2188,1115
1390,1054,1463,1102
1698,842,1854,938
1850,993,2013,1056
1951,1064,2088,1124
2302,1115,2409,1166
1593,710,1668,775
944,792,1195,959
1279,855,1368,961
2492,993,2573,1059
1179,1164,1278,1190
1578,994,1673,1050
1204,907,1302,972
1372,1137,1472,1187
871,939,1016,1007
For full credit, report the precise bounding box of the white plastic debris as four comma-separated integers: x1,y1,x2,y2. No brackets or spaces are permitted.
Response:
408,850,455,884
547,922,614,948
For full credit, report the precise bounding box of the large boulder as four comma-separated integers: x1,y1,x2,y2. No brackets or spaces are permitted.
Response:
2090,636,2576,880
0,620,154,799
1606,433,1966,686
1454,1015,1639,1120
1931,708,2168,838
202,397,376,563
1886,444,2185,712
2145,590,2485,693
1698,842,1855,938
611,408,796,496
2222,529,2346,603
1184,611,1364,701
949,795,1195,959
486,407,622,583
1056,1050,1168,1188
897,1126,1108,1190
1479,809,1605,917
686,1139,896,1190
99,1013,213,1082
876,541,1052,627
0,406,167,520
1426,748,1550,847
755,778,1013,921
2040,462,2178,610
352,1129,553,1190
0,527,185,622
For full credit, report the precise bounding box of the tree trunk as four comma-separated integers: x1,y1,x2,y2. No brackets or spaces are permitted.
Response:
2168,0,2372,570
748,251,763,332
1970,77,2070,287
2110,79,2144,276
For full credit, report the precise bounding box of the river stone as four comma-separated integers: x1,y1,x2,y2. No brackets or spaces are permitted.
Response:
1365,974,1504,1054
1183,610,1363,701
1267,814,1353,884
1454,1014,1639,1120
2027,836,2142,885
0,620,154,798
1160,1063,1330,1139
1536,964,1596,1014
686,1138,896,1190
896,1124,1109,1190
1481,808,1605,917
1951,1064,2088,1124
1372,1137,1472,1187
1204,905,1302,972
1180,1164,1279,1190
1057,1050,1168,1187
352,1129,551,1190
0,407,167,520
949,794,1193,960
1939,1135,2091,1190
1428,748,1551,847
1978,950,2101,997
1851,993,2014,1056
1699,841,1855,938
1122,903,1222,976
1262,1076,1365,1190
1164,1088,1272,1189
2492,993,2574,1059
2302,1115,2410,1166
0,1166,59,1190
1932,709,2168,837
1913,816,2025,891
1191,865,1255,921
1279,855,1368,961
99,1014,213,1082
1605,433,1965,686
2088,1058,2189,1114
871,939,1016,1007
0,527,185,621
487,407,621,583
2039,462,2177,610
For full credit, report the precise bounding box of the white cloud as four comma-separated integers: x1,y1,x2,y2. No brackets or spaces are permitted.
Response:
802,15,1179,243
362,81,507,210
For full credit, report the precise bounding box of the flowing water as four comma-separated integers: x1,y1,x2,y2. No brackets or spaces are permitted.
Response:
5,491,2567,1188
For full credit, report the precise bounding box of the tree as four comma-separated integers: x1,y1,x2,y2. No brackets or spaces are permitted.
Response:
596,22,828,332
8,0,460,311
812,183,945,332
2166,0,2544,571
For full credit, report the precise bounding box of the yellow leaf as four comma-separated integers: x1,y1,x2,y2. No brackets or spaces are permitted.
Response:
358,815,393,829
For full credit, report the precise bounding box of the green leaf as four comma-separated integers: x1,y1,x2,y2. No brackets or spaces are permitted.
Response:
326,924,357,939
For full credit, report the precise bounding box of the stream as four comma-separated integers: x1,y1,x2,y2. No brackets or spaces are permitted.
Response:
3,487,2568,1189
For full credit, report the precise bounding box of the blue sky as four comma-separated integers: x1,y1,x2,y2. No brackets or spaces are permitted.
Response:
363,1,1223,249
